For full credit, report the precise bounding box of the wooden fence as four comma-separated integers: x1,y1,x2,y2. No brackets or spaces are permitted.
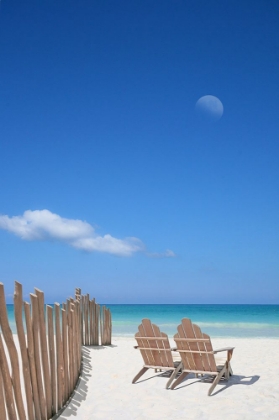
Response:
0,281,112,420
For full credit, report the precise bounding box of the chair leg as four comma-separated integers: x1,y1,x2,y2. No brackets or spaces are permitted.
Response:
208,366,226,396
225,362,230,380
132,367,149,383
166,362,183,389
170,371,189,389
225,361,234,379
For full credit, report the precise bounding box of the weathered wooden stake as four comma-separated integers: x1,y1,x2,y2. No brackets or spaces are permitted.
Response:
55,303,64,411
0,333,16,419
0,367,7,420
47,305,57,415
30,293,47,420
24,302,41,420
62,308,69,403
0,283,26,420
35,288,52,419
14,281,34,420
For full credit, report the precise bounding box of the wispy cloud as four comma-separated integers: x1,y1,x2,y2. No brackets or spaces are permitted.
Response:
0,209,175,258
147,249,176,258
0,209,143,257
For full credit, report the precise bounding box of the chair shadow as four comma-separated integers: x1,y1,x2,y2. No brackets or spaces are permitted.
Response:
211,374,260,396
133,369,178,384
173,373,260,396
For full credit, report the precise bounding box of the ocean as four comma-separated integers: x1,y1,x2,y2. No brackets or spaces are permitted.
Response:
6,304,279,338
106,304,279,338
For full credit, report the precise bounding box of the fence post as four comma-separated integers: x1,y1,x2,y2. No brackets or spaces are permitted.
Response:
0,283,26,420
47,305,57,416
62,308,69,403
14,281,34,420
96,303,100,345
0,332,16,419
70,304,77,387
84,295,89,346
0,367,7,420
30,293,47,420
55,303,64,411
24,302,42,420
35,288,52,419
67,300,74,393
80,295,84,345
75,300,82,370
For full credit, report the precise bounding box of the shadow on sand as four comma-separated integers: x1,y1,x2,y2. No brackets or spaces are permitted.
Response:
133,369,260,396
52,344,117,419
172,372,260,396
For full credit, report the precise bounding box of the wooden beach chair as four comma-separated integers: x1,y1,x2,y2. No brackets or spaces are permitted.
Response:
132,319,182,388
171,318,234,395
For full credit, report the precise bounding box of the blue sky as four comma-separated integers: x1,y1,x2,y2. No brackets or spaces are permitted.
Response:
0,0,278,303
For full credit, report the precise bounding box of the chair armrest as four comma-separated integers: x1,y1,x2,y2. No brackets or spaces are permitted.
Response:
134,345,139,349
214,347,234,362
213,347,234,354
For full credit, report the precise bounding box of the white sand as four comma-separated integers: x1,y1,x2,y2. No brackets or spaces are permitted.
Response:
55,337,279,420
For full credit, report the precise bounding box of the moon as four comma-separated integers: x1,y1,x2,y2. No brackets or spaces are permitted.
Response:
195,95,224,121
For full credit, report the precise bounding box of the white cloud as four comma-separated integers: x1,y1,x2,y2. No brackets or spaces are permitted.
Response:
0,209,144,257
0,210,93,241
0,209,176,258
72,235,144,256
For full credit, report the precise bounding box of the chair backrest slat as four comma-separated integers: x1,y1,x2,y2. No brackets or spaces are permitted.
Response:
152,325,173,367
202,333,216,371
138,324,155,366
135,334,149,365
135,319,174,368
182,318,204,371
175,324,195,370
141,319,162,367
174,318,217,373
192,324,211,371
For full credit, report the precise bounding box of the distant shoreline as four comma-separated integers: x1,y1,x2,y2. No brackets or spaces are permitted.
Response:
6,303,279,338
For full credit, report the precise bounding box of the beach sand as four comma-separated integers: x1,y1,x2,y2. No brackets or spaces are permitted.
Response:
54,337,279,420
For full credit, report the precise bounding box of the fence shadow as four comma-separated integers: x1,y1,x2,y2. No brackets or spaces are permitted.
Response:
52,347,92,419
87,344,118,350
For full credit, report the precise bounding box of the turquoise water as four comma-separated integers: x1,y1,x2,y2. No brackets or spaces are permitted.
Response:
106,304,279,338
6,304,279,338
